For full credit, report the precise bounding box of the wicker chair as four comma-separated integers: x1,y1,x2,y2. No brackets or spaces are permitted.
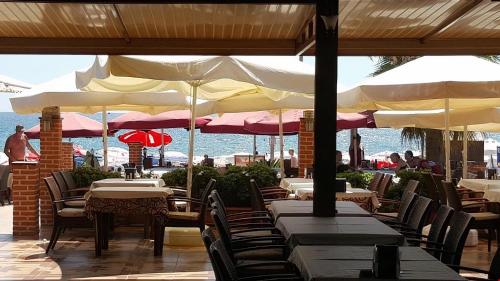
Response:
376,173,393,198
51,172,86,208
368,172,384,192
449,247,499,280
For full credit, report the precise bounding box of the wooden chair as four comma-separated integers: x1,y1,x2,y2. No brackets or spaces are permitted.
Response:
444,181,500,252
0,165,11,205
165,178,216,232
43,176,92,254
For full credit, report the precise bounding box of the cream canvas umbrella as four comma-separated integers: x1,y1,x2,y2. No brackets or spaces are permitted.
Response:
76,55,315,197
338,56,500,180
10,71,190,170
375,108,500,178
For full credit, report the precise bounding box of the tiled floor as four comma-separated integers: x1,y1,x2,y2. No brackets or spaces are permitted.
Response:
0,204,497,280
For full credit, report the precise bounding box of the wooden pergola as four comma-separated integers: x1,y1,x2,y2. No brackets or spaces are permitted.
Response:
3,0,500,216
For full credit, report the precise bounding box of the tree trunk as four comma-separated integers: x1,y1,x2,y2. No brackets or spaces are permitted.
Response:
425,129,444,163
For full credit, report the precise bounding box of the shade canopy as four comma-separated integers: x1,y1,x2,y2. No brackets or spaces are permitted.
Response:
337,56,500,112
25,112,107,139
10,72,190,114
337,111,376,131
201,112,267,135
244,110,302,135
76,56,314,115
118,130,172,147
374,108,500,133
108,110,212,131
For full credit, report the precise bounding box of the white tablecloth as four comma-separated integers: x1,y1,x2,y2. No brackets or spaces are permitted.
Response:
85,186,173,199
280,178,351,192
90,178,165,189
458,178,500,192
275,216,404,248
484,189,500,202
289,246,466,281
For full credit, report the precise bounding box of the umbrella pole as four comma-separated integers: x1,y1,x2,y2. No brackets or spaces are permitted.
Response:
161,128,165,167
253,135,257,160
279,109,285,178
102,107,108,172
187,85,198,201
270,136,275,162
445,98,451,181
463,125,468,179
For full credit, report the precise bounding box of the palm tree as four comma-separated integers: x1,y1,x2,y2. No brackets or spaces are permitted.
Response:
370,55,498,162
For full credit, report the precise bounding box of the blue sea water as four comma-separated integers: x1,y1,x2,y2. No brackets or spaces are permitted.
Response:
2,112,498,158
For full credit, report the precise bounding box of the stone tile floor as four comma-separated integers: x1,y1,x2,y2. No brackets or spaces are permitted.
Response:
0,204,497,280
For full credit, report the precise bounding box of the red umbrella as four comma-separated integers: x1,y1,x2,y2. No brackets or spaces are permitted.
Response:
200,112,269,135
118,130,172,147
337,111,376,131
108,110,211,131
25,112,108,139
243,110,302,135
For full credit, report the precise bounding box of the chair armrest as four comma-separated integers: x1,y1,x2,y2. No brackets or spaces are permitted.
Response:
231,235,285,245
227,212,271,220
227,216,274,224
53,198,85,203
234,244,288,254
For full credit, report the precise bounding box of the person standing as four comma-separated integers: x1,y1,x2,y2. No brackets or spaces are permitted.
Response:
349,133,364,168
288,148,298,168
4,125,39,165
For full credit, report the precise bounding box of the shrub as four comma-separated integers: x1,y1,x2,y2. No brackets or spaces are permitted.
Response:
71,167,121,188
161,168,187,187
192,166,220,199
379,170,424,212
218,170,251,207
246,162,278,187
337,171,373,189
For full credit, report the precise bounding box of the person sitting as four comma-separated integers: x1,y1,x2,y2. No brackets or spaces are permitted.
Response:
336,150,350,173
200,154,214,167
404,150,421,168
419,159,443,174
390,152,408,173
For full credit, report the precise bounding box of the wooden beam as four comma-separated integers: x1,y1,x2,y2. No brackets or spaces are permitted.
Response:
0,38,297,55
313,0,337,217
295,14,316,55
420,0,483,42
112,4,131,43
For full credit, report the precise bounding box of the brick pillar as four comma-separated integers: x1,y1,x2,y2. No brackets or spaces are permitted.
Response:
128,142,143,165
61,142,74,171
39,107,62,226
12,161,40,238
298,111,314,177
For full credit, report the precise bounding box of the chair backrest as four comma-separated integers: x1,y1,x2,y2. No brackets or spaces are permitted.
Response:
404,196,433,233
436,179,448,205
249,179,267,212
368,172,384,192
210,208,235,261
0,165,10,191
489,248,500,280
443,181,463,211
405,179,420,193
209,239,239,281
431,174,446,205
420,173,440,203
43,176,65,212
396,191,418,223
61,171,78,189
52,171,69,194
201,228,223,281
441,211,473,266
426,205,454,251
377,174,393,197
209,190,228,218
199,179,217,225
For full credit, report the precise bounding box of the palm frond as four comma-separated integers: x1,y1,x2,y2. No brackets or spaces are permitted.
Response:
369,56,420,76
400,127,426,148
478,55,500,64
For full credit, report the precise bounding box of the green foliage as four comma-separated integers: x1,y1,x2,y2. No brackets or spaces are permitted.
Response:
218,170,251,207
161,168,187,187
71,167,121,188
192,166,221,199
246,162,278,187
337,171,373,189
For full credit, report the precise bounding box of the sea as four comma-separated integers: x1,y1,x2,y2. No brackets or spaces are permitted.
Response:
0,112,424,159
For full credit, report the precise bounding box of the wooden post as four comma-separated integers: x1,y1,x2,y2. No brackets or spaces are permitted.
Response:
313,0,338,217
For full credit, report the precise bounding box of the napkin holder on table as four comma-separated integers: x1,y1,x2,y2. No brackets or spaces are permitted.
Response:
372,244,400,279
335,178,347,192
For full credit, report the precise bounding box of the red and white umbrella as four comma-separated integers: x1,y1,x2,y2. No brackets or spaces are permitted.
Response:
118,130,172,147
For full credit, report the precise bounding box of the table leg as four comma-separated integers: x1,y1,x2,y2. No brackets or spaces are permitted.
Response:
153,216,165,256
102,213,109,250
94,212,102,257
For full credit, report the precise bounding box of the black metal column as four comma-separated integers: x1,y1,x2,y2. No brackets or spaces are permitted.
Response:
313,0,338,217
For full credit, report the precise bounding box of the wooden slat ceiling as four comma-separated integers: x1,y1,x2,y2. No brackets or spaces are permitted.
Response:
0,1,499,55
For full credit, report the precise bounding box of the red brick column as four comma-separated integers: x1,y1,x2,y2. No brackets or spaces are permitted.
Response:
61,142,74,171
12,161,40,238
128,142,143,165
298,111,314,177
39,107,62,226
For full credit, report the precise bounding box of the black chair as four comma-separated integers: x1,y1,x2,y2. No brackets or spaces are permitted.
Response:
209,239,303,281
43,177,93,254
374,191,418,224
368,172,384,192
444,181,500,252
60,170,91,191
166,178,216,233
377,180,420,213
202,228,224,281
449,247,500,281
387,196,433,235
406,179,420,193
51,172,86,208
423,211,474,269
0,165,11,205
376,173,393,198
406,205,454,258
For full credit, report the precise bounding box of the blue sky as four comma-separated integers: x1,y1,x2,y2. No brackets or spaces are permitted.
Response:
0,55,376,111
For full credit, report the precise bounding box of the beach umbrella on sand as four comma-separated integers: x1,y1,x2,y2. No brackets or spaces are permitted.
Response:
118,130,172,147
338,56,500,181
25,112,108,139
76,56,314,198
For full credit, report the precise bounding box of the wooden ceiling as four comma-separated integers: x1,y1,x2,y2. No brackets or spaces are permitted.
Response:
0,0,499,55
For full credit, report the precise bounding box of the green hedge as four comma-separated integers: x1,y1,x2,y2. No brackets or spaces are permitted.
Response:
71,167,122,188
162,162,278,207
337,171,373,189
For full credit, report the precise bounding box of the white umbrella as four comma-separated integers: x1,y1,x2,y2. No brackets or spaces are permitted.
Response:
338,56,500,180
76,55,315,198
